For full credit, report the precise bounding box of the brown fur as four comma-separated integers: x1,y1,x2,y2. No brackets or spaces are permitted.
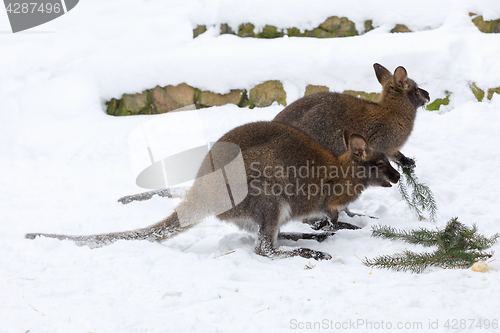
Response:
273,63,430,167
26,122,399,260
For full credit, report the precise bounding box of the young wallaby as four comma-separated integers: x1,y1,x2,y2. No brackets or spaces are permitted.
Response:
26,122,399,260
273,63,430,169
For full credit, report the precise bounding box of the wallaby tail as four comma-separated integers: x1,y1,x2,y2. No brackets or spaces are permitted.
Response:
117,187,189,204
25,212,194,248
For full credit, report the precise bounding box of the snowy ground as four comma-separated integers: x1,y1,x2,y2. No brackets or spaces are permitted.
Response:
2,1,500,332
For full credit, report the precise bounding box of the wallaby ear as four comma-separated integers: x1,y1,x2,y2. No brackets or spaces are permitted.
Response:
342,129,353,150
393,66,409,89
374,63,392,85
348,134,368,160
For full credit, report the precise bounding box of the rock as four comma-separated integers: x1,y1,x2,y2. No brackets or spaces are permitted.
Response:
391,24,412,33
487,87,500,100
364,20,375,33
302,28,331,38
238,23,255,37
304,85,329,96
286,27,301,37
426,92,451,111
471,14,500,33
319,16,358,37
123,91,149,114
249,80,286,108
150,83,196,114
469,83,485,102
220,23,236,35
193,25,207,38
197,89,244,107
343,90,381,102
257,25,284,39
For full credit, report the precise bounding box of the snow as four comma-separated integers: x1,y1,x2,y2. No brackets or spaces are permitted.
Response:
1,0,500,332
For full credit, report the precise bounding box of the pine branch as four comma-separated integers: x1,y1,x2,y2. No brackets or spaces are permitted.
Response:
397,163,438,222
371,224,439,247
364,218,499,273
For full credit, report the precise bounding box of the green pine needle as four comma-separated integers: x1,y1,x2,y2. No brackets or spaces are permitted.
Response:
363,218,499,273
397,163,438,222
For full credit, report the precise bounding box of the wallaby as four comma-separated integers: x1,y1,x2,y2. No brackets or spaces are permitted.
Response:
274,63,429,168
273,63,429,230
26,121,399,260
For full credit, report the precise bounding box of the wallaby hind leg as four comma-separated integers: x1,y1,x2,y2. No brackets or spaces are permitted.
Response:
278,231,335,243
254,209,331,260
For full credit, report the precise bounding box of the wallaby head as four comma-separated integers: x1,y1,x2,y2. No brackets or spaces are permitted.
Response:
342,130,400,189
374,63,429,110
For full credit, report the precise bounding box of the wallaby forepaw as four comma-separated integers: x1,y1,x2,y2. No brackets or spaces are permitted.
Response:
399,156,416,170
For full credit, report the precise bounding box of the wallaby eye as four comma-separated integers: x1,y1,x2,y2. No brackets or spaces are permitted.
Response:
377,162,385,168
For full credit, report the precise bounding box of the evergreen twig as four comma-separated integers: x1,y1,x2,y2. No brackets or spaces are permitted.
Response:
397,163,438,222
363,218,499,273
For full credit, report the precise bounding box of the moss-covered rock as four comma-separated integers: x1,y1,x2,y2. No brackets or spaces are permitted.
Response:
469,83,485,102
196,89,245,108
257,25,285,38
487,87,500,100
249,80,286,108
123,91,149,114
343,90,381,102
150,83,196,114
238,23,256,37
286,27,301,37
220,23,236,35
302,28,331,38
391,24,412,33
471,14,500,33
364,20,375,33
319,16,358,37
426,92,451,111
303,16,358,38
193,25,207,38
304,85,329,96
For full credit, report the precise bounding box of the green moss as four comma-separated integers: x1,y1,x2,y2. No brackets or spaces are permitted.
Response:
286,27,301,37
471,14,500,33
257,25,284,38
106,98,118,115
193,88,202,106
193,25,207,38
391,24,412,33
238,23,255,37
469,83,485,102
487,87,500,100
426,92,451,111
237,90,250,108
302,28,331,38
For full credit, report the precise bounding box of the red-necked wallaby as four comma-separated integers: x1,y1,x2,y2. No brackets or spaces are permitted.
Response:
26,122,399,260
274,63,429,168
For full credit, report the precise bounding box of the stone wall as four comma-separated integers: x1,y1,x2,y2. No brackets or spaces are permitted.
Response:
193,14,500,39
106,14,500,116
